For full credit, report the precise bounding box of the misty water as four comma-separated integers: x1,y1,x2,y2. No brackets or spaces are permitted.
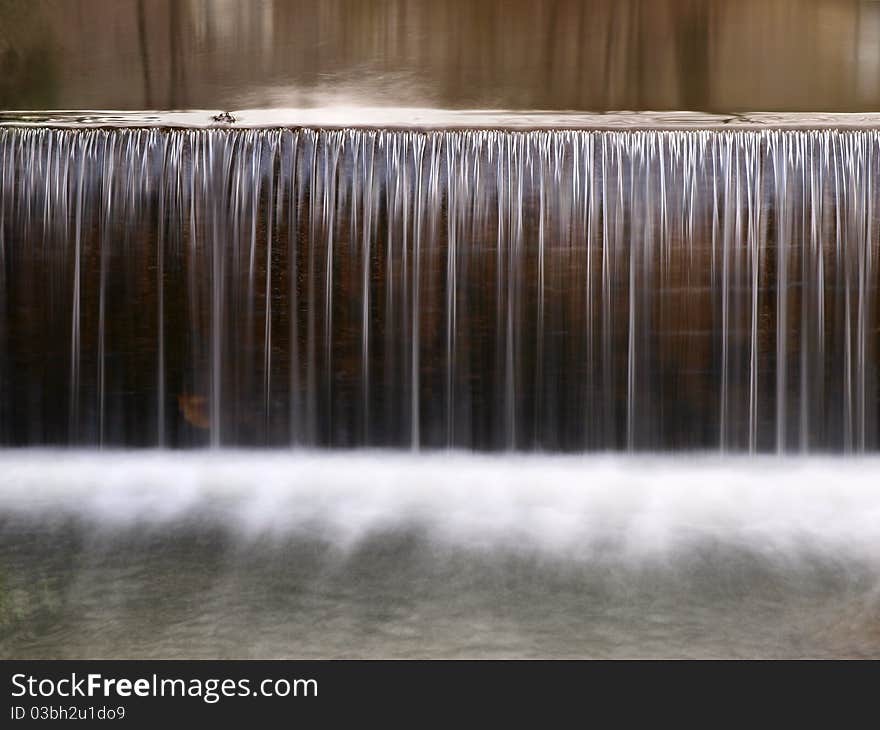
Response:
1,451,879,658
1,120,880,657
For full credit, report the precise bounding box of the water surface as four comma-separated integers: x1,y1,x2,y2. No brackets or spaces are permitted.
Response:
1,452,878,658
5,0,880,112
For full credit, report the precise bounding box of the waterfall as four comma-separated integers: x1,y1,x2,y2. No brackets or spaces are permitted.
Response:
1,126,878,451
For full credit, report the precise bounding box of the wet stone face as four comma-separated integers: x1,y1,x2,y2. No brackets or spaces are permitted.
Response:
1,126,878,451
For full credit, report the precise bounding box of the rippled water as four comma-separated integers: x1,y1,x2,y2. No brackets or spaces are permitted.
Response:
1,452,878,658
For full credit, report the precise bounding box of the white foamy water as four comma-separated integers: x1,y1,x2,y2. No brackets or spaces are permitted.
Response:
2,451,880,658
1,451,879,561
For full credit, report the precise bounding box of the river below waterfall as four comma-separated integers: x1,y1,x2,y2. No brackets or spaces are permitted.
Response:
1,451,878,658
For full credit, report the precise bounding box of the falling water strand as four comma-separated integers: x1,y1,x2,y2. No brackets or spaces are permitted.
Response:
1,127,878,451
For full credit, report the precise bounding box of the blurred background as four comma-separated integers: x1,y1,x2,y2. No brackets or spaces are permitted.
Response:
3,0,880,112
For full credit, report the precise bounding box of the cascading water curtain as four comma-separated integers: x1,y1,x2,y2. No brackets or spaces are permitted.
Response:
0,127,877,450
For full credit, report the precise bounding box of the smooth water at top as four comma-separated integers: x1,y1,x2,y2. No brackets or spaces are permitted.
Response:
4,0,880,112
